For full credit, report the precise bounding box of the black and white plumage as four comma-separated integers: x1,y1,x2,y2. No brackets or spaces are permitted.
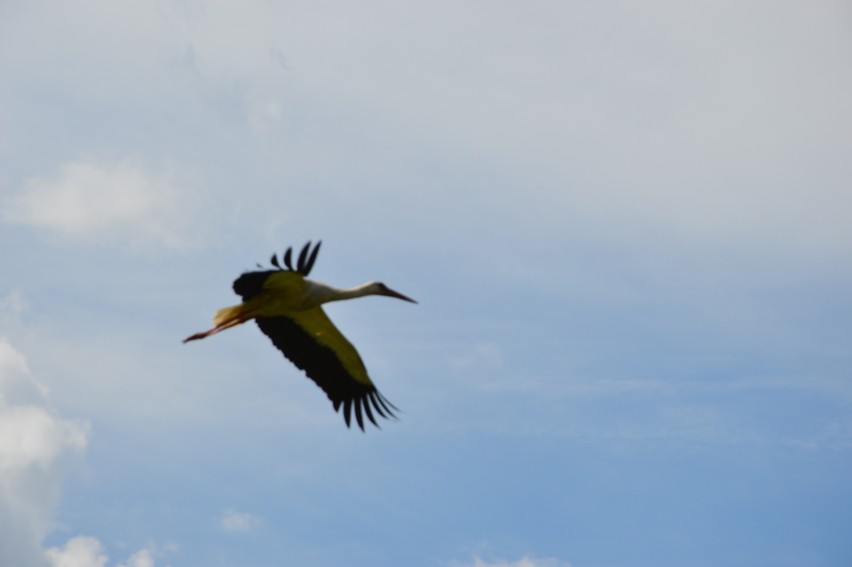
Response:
184,241,416,430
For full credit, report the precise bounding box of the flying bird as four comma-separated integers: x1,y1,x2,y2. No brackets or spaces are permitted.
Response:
183,241,416,430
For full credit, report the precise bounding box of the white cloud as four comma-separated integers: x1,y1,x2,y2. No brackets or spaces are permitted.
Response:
0,335,30,385
46,537,108,567
45,538,158,567
116,548,156,567
456,556,573,567
2,158,196,252
0,338,89,567
220,509,259,532
0,405,87,471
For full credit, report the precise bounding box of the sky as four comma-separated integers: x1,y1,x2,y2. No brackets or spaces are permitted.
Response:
1,0,851,565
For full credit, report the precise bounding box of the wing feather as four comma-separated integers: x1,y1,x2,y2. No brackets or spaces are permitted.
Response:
254,309,397,430
303,241,322,275
296,242,311,273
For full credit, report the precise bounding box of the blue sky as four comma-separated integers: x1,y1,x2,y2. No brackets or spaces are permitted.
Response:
1,1,851,566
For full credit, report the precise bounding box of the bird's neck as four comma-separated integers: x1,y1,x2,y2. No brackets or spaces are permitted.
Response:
307,281,374,305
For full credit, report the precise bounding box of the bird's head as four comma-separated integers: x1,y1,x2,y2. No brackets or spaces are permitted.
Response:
367,281,417,303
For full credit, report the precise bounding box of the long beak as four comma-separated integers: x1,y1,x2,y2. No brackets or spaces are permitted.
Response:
383,287,417,304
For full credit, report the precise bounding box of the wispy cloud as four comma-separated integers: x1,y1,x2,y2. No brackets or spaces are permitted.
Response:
220,508,260,533
453,555,573,567
116,547,156,567
2,158,197,252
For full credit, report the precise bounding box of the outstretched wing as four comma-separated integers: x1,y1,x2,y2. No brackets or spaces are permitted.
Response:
254,308,398,430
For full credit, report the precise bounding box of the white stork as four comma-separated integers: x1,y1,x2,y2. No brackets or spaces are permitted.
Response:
183,241,416,430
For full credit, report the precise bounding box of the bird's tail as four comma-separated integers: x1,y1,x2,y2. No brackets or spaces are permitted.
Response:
183,303,253,343
213,304,248,327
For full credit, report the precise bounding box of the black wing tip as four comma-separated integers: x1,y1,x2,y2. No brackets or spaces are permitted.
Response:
235,241,323,275
334,390,398,431
295,240,321,275
257,241,321,275
303,241,322,275
296,241,311,273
